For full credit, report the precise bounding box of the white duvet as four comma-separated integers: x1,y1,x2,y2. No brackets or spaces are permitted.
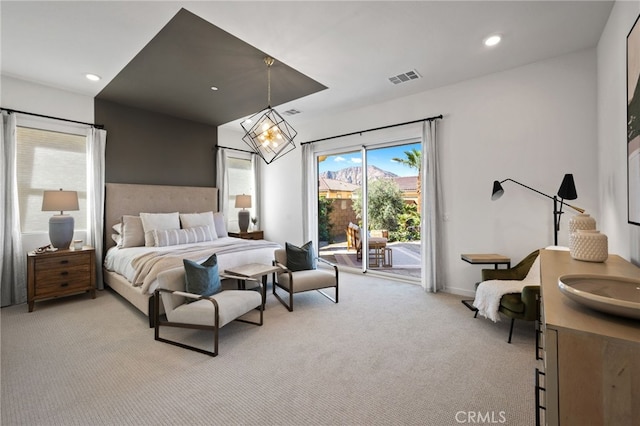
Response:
104,237,281,294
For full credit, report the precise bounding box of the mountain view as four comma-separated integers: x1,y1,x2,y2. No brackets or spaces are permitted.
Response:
319,165,397,186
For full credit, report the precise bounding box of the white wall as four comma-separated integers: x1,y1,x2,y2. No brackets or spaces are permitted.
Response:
1,75,95,251
1,75,94,123
597,0,640,265
263,49,600,296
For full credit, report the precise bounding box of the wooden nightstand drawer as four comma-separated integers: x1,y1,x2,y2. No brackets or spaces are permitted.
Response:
27,248,96,312
35,265,91,292
35,273,92,297
35,252,90,271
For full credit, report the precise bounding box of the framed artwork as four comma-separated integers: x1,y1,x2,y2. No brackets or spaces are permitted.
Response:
628,13,640,225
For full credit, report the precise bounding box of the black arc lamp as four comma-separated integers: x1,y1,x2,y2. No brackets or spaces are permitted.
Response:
491,174,584,246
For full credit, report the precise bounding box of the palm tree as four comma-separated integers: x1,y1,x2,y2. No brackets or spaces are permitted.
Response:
392,147,422,213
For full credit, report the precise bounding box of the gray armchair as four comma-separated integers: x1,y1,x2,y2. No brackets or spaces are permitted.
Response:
273,248,339,311
154,267,263,356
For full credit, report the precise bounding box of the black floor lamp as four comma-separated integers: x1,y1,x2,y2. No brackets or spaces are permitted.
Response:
491,174,584,246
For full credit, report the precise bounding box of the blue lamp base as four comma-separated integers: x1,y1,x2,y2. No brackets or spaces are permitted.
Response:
49,215,74,249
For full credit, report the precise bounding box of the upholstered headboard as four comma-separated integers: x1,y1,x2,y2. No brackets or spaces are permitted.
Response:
104,183,219,251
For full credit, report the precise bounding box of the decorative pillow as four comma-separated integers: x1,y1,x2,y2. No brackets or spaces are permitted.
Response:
183,254,221,301
153,226,214,247
213,212,228,238
111,234,121,245
285,241,316,272
180,211,217,240
112,223,122,234
118,215,145,248
140,212,180,246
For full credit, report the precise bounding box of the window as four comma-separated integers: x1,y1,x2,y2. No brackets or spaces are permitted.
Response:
226,155,255,231
16,124,88,234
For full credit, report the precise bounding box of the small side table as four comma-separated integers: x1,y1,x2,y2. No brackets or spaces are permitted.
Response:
27,247,96,312
228,230,264,240
460,253,511,315
461,253,511,269
224,263,281,307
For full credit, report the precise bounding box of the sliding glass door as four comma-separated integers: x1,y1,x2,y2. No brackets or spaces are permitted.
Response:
317,141,422,280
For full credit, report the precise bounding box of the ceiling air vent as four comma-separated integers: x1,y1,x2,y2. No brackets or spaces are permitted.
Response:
282,109,301,116
388,69,421,85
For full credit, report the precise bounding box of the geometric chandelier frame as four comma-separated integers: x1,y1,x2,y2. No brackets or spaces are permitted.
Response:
241,57,297,164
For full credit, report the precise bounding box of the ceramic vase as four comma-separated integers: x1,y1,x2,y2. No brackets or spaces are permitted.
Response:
568,213,596,233
569,230,608,262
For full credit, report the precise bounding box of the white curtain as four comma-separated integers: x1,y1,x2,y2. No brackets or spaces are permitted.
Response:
216,148,229,221
301,143,314,243
251,153,261,229
422,120,445,292
87,127,107,289
1,112,27,306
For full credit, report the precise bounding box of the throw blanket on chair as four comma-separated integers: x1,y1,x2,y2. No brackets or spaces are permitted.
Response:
472,255,540,322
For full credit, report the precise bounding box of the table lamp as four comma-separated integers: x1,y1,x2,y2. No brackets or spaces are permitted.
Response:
235,194,251,233
42,189,79,249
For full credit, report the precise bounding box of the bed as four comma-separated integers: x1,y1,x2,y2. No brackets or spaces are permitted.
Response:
102,183,280,326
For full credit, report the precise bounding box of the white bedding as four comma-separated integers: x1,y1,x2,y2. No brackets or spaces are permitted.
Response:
104,237,280,294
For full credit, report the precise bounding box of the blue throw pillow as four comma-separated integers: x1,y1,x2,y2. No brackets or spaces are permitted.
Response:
183,254,221,301
285,241,316,272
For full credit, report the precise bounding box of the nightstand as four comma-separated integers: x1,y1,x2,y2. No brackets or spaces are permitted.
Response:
228,230,264,240
27,247,96,312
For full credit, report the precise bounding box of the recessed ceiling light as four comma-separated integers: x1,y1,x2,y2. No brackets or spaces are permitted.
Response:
85,73,101,81
210,86,218,91
484,34,502,47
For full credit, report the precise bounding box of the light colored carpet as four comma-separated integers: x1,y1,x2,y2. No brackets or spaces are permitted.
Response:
1,272,537,425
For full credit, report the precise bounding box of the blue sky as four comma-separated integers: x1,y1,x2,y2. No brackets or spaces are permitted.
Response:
318,142,421,176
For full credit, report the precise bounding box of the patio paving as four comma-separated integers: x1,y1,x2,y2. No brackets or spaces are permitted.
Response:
319,240,422,279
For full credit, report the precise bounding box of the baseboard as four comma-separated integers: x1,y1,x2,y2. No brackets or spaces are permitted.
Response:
441,286,475,298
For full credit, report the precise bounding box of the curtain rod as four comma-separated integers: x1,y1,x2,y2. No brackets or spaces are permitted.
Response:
300,114,443,145
1,107,104,129
215,145,256,155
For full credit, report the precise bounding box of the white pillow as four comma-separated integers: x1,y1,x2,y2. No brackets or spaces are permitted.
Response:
180,211,217,240
112,223,122,234
111,234,121,245
118,215,145,248
153,226,214,247
213,212,228,238
140,212,180,247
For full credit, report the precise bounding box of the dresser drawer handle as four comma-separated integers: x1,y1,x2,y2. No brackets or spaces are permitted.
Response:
60,283,69,287
60,271,69,276
60,260,69,264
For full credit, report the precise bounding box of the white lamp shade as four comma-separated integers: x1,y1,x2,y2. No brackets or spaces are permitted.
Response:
235,194,251,209
42,190,79,213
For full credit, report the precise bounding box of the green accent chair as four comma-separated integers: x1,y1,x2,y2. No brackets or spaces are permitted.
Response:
476,249,541,343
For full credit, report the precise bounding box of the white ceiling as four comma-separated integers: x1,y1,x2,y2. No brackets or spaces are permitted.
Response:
1,1,614,127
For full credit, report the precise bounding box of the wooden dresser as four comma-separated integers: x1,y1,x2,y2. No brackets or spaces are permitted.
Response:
538,249,640,425
27,247,96,312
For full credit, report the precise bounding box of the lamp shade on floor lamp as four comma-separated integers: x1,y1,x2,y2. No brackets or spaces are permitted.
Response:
42,189,79,249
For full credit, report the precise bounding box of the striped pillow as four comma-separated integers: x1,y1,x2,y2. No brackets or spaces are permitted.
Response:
153,226,214,247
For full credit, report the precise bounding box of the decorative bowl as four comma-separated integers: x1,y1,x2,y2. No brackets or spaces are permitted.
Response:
558,274,640,320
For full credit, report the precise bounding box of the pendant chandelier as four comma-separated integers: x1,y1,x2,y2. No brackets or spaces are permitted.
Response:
241,57,297,164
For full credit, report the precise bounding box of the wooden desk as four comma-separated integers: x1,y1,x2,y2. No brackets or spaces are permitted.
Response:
460,253,511,314
461,253,511,269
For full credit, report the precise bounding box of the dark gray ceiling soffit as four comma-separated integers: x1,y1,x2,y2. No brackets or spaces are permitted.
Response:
96,8,327,126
